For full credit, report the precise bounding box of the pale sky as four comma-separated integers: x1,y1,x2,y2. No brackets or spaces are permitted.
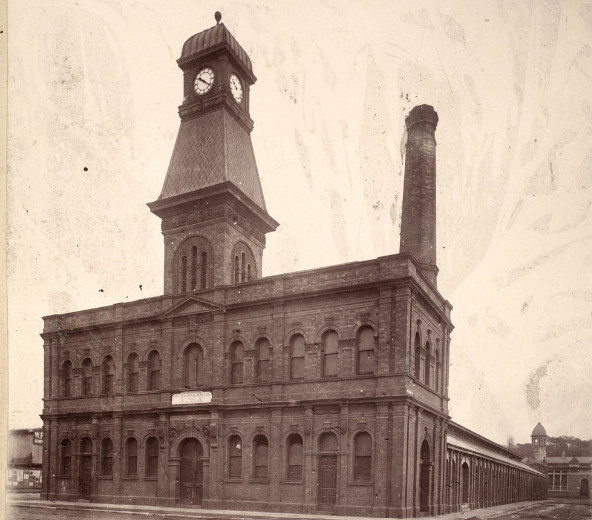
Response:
7,0,592,444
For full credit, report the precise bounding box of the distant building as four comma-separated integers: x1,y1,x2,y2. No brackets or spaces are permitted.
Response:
40,13,546,517
525,424,591,498
7,429,43,491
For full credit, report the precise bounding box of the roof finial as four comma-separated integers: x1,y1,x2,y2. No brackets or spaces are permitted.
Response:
215,11,222,24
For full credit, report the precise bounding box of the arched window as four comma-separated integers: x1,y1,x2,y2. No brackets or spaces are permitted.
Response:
436,349,441,393
462,462,469,503
323,330,338,377
173,236,214,293
101,437,113,476
102,356,114,396
256,338,271,383
62,360,72,397
287,434,303,481
231,341,244,384
290,335,305,380
145,437,159,477
126,353,139,393
247,264,252,281
228,435,242,478
181,255,188,292
201,252,207,289
253,435,269,479
357,326,375,375
241,252,246,282
82,358,93,396
424,342,431,386
354,432,372,481
414,332,421,379
60,439,71,476
126,437,138,477
184,343,203,388
148,350,161,391
234,256,240,284
191,246,197,291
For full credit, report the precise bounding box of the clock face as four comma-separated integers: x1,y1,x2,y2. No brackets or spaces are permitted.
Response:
229,73,243,103
194,67,215,95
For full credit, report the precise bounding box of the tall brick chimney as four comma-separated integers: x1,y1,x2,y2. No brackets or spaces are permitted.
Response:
400,104,439,287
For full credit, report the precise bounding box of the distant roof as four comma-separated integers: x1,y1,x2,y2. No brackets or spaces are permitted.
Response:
179,20,252,75
531,422,547,437
546,456,592,465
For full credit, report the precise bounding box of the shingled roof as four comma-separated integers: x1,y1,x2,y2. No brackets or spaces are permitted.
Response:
158,109,266,210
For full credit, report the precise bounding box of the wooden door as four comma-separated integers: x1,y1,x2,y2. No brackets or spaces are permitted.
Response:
179,439,203,505
79,455,92,498
420,463,430,512
318,454,337,510
581,478,589,498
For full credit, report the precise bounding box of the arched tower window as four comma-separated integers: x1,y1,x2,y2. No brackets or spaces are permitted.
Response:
61,360,72,397
357,326,375,375
322,330,338,377
354,432,372,481
231,242,257,284
102,356,114,396
425,341,431,386
201,252,207,289
290,334,305,380
148,350,161,391
231,341,244,384
253,435,269,479
287,434,303,481
256,338,271,383
81,358,93,396
234,256,240,283
191,246,198,290
172,236,214,293
462,462,469,503
126,353,139,393
181,256,188,292
184,343,203,388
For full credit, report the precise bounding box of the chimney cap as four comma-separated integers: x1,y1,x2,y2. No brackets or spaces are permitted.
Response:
406,104,438,130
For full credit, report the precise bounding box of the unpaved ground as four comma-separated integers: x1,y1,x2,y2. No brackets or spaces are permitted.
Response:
492,500,591,519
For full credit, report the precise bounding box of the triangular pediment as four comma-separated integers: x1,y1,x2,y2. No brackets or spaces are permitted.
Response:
160,296,223,318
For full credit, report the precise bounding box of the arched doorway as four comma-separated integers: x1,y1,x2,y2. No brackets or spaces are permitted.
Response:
318,432,338,511
79,438,93,499
462,462,469,503
419,440,431,512
580,478,590,498
178,438,204,505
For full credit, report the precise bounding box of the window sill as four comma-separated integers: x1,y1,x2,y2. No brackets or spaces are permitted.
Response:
143,476,158,481
121,475,138,480
249,478,270,484
281,480,304,485
224,478,243,483
349,480,373,486
97,475,113,480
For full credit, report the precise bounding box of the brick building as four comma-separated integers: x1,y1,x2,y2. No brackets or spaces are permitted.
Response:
40,15,546,517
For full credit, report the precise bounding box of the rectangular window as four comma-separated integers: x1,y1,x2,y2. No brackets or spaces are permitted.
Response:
291,357,304,380
254,440,269,479
127,441,137,477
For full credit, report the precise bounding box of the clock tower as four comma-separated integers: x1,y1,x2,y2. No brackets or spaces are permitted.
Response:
148,13,278,294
